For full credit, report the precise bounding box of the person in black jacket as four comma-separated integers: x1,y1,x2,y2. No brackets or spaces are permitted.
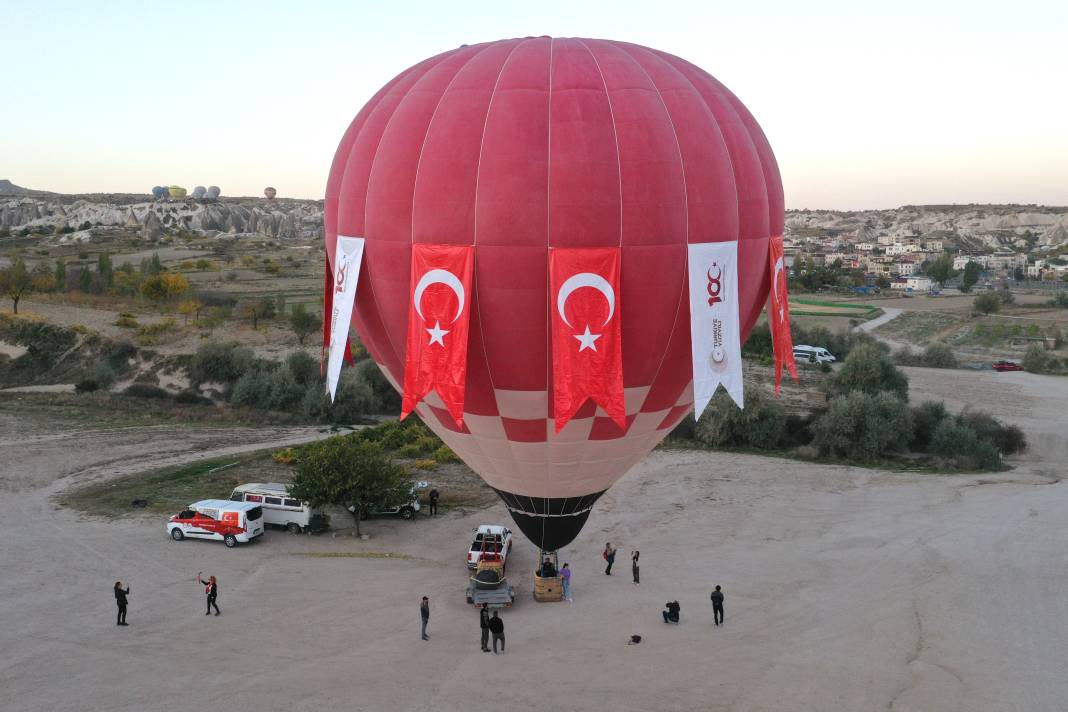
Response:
488,611,505,654
662,600,680,624
198,572,220,616
428,488,439,516
631,550,640,585
711,585,725,626
479,607,491,652
420,596,430,640
114,581,130,626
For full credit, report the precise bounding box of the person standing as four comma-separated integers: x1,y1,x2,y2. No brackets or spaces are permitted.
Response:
631,550,640,585
603,543,617,575
428,488,439,516
711,585,725,626
479,607,491,652
114,581,130,626
197,572,219,616
488,611,505,654
561,563,572,602
420,596,430,640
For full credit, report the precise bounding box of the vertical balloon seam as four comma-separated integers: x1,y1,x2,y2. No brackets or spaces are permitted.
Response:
632,50,736,418
571,39,624,512
362,46,483,380
542,36,556,546
328,53,452,368
611,41,693,427
466,38,531,508
428,39,526,484
655,50,766,344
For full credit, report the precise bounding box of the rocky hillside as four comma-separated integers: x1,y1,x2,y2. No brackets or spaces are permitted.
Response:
1,195,323,241
787,205,1068,250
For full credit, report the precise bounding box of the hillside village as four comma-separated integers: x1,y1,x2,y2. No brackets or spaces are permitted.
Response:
3,182,1068,294
785,205,1068,292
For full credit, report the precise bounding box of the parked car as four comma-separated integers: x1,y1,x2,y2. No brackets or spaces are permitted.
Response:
229,482,327,534
167,500,264,548
992,360,1024,372
349,481,429,521
467,524,513,570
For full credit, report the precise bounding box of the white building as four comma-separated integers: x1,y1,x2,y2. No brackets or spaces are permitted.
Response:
906,276,934,292
894,262,917,276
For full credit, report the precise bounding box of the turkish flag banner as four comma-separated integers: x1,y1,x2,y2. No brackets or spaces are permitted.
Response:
549,247,626,433
401,244,475,427
767,234,798,394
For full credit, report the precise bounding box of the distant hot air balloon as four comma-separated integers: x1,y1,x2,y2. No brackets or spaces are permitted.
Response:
325,38,783,551
206,186,221,200
264,186,277,200
151,186,166,200
192,186,207,200
168,186,187,199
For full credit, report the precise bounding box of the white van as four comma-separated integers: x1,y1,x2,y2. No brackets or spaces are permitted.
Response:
793,345,837,364
167,499,264,547
230,483,315,533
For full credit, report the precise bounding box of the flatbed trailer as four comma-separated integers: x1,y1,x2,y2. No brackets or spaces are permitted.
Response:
466,582,516,609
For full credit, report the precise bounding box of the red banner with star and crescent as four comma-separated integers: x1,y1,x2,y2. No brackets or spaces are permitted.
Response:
549,247,626,433
401,244,475,427
767,234,798,394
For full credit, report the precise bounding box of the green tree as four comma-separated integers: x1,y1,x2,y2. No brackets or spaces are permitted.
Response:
960,261,980,293
812,391,913,461
288,436,410,536
973,292,1000,315
54,259,66,289
0,258,31,313
829,343,910,400
288,303,319,345
78,265,93,293
239,297,276,329
926,254,956,288
97,251,114,289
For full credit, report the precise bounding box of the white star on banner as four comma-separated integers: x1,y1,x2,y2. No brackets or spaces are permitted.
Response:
426,320,449,347
574,325,601,352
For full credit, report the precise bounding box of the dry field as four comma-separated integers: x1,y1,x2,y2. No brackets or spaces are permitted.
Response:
1,364,1067,711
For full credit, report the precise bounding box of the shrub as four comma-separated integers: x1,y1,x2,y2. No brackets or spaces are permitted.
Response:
432,445,459,463
929,420,1001,470
286,351,318,386
922,342,957,369
138,317,176,337
973,292,1001,315
694,389,786,450
189,341,255,384
272,447,298,465
232,365,304,411
356,359,401,413
75,379,100,393
115,313,139,329
829,343,909,400
174,389,213,405
124,384,170,399
91,362,116,388
956,410,1027,455
910,400,949,452
811,391,913,461
397,442,425,458
413,459,438,471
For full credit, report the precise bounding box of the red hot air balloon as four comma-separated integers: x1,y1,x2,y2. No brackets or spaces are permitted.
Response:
325,37,783,551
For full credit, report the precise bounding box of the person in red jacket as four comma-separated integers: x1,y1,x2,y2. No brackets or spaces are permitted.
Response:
198,572,220,616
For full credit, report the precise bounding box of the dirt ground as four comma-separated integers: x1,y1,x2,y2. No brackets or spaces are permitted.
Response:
2,362,1067,711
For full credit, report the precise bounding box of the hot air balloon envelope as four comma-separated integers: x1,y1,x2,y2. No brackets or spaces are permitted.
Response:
192,186,207,199
168,185,187,199
325,37,783,550
151,186,166,199
264,187,277,200
206,186,221,200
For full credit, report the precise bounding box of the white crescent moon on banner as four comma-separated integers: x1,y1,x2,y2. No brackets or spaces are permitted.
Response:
773,256,786,319
556,272,615,328
413,269,465,323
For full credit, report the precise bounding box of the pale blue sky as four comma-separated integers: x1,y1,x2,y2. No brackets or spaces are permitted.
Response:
3,0,1066,209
